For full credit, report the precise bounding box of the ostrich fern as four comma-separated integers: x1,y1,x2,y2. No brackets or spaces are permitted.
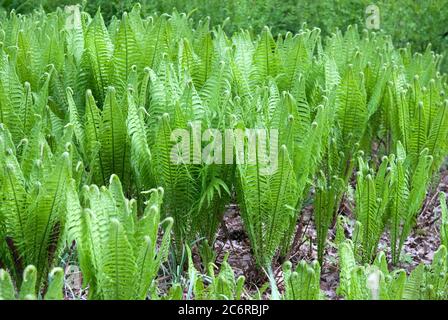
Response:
0,124,73,288
440,192,448,249
282,260,323,300
389,143,433,264
186,248,245,300
66,175,173,300
0,5,447,300
337,240,407,300
0,265,64,300
354,156,392,263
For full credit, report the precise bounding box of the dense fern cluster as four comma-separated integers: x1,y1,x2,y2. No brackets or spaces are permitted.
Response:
0,5,447,300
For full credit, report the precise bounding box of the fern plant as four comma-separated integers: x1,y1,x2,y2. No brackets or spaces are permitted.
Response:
337,240,448,300
65,175,173,300
237,142,297,267
354,155,392,263
0,265,64,300
439,192,448,249
0,5,447,300
0,123,73,287
235,77,328,266
282,260,323,300
382,62,448,175
147,63,232,258
388,143,433,264
68,87,131,189
314,61,368,264
236,141,299,267
67,8,235,262
337,240,407,300
403,245,448,300
186,248,245,300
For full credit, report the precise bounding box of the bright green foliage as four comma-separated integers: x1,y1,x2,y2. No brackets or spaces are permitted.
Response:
347,149,433,265
69,87,131,187
334,215,347,247
237,144,299,267
403,246,448,300
0,5,444,271
66,175,173,300
282,260,323,300
148,282,185,300
0,124,73,287
235,29,328,265
187,248,245,300
314,27,370,264
372,253,407,300
337,240,407,300
388,144,433,264
0,5,447,300
354,156,392,263
0,268,16,300
160,283,185,300
18,265,38,300
7,1,446,73
337,240,359,299
44,267,65,300
440,192,448,248
338,240,448,300
315,22,447,265
0,265,64,300
65,6,235,258
384,72,448,174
